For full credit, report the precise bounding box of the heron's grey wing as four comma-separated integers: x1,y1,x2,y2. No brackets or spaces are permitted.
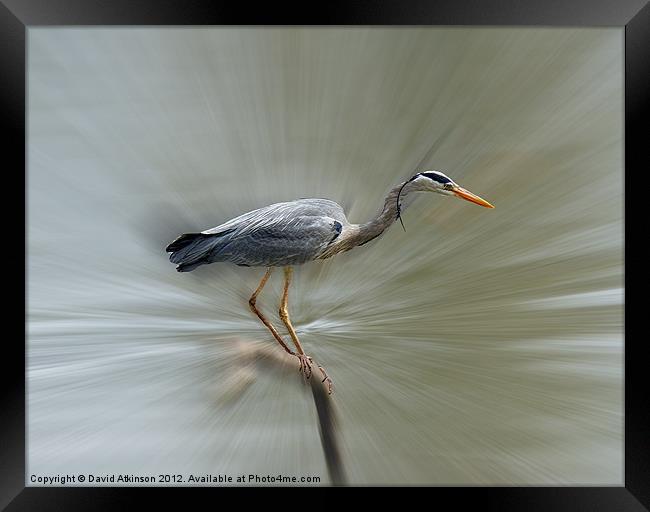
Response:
201,198,348,236
200,204,280,235
291,198,348,223
214,214,344,267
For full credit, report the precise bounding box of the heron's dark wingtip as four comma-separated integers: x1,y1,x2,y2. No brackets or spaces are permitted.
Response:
166,233,199,253
176,261,204,272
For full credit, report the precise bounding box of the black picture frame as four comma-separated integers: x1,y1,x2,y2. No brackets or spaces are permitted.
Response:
2,0,647,508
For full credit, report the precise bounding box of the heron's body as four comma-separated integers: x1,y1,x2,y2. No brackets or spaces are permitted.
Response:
166,171,493,392
167,198,351,270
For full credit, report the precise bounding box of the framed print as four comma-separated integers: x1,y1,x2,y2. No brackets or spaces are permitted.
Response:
2,0,648,508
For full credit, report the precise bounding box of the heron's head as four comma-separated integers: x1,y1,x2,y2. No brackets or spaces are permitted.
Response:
407,170,494,208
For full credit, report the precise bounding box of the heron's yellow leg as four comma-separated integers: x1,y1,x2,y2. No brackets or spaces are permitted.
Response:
279,267,332,390
279,267,307,355
248,268,294,355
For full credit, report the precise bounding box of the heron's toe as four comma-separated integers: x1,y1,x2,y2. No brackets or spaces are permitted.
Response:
296,354,313,379
318,365,333,395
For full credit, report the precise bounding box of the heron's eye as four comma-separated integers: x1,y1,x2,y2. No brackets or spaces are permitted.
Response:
444,183,454,190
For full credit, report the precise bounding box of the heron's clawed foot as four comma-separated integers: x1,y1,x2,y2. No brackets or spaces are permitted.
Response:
317,365,333,395
295,354,332,394
296,354,313,379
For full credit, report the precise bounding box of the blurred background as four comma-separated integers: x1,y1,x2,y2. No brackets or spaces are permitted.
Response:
27,28,623,485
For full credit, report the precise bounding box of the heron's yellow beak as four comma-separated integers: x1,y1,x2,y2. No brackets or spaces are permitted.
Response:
451,185,494,208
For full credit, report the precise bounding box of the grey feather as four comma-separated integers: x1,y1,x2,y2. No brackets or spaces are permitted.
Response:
202,199,347,236
167,199,350,271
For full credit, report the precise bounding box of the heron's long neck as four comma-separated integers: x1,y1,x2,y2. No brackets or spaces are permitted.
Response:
355,182,410,246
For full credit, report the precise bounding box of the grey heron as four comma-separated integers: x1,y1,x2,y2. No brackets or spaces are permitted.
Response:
166,170,494,393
